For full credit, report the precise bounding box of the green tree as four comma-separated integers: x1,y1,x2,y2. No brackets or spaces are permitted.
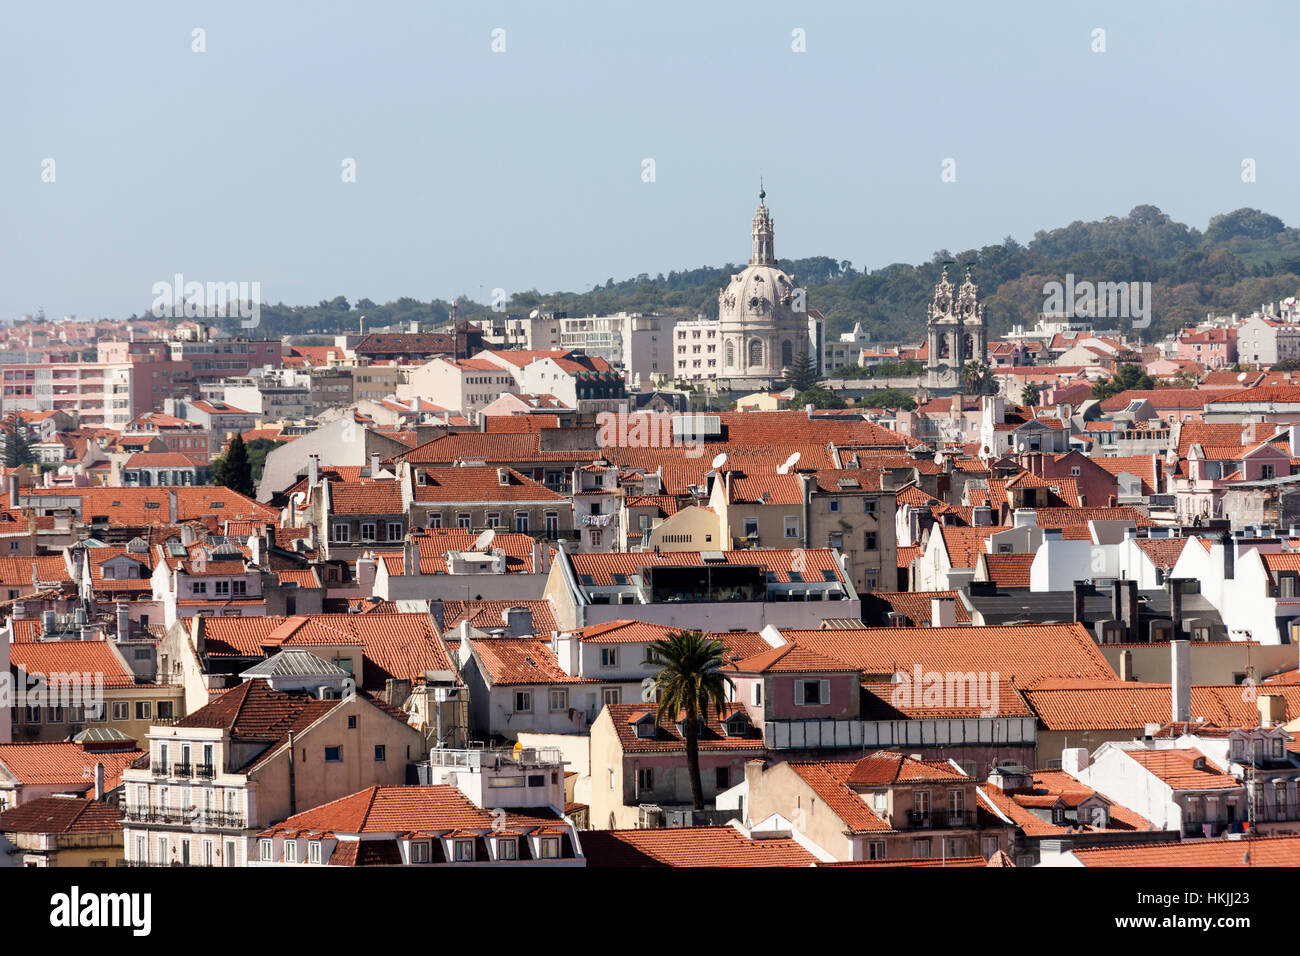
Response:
1020,383,1041,406
211,434,254,496
648,631,735,811
783,350,821,392
792,386,847,410
244,438,283,482
2,416,34,469
858,388,918,411
962,360,993,395
1091,363,1155,400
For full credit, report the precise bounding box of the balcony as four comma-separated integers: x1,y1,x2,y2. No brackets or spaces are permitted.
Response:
151,764,167,777
173,763,192,778
195,764,215,780
904,809,973,829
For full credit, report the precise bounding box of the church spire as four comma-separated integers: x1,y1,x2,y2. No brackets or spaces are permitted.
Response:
750,186,775,266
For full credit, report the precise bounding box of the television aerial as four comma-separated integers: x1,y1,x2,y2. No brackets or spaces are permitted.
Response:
776,451,801,475
711,452,728,471
473,529,495,551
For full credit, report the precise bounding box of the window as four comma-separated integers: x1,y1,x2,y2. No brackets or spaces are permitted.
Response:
285,840,297,863
498,838,517,860
863,531,878,550
456,513,471,529
135,701,152,720
487,512,501,528
332,522,350,542
428,513,443,529
454,840,473,862
374,745,386,761
514,512,529,533
215,580,230,596
193,581,208,594
359,522,377,541
784,516,799,538
309,841,321,864
347,715,357,729
539,837,560,859
912,838,932,859
603,687,621,707
981,836,999,859
386,521,402,541
743,518,759,539
324,746,342,763
259,839,273,862
715,767,729,790
411,841,430,864
829,499,840,513
600,648,617,668
795,679,829,706
1070,466,1081,477
545,512,559,535
868,840,886,860
637,768,654,792
549,689,568,712
514,691,533,713
863,499,877,517
751,683,762,706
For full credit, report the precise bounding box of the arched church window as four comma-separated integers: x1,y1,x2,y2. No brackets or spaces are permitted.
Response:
964,334,974,359
781,340,793,367
748,339,763,368
725,340,735,368
938,335,950,359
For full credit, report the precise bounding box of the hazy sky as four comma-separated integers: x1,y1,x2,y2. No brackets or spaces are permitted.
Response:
4,0,1298,321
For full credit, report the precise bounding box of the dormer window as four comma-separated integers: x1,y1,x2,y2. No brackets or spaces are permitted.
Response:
724,715,750,737
497,838,517,860
453,840,473,862
634,717,657,739
411,841,431,864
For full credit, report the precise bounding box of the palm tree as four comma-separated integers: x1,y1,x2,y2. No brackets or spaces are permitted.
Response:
962,360,992,396
647,630,735,811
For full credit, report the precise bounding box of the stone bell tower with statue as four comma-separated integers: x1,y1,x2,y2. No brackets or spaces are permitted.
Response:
925,266,987,392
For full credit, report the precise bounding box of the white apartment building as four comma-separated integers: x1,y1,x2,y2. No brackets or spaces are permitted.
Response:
671,317,721,381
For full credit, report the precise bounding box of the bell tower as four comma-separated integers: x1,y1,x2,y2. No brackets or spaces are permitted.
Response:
957,268,987,365
750,183,775,266
926,267,957,371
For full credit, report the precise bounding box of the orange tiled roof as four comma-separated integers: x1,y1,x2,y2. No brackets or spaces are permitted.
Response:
0,742,144,790
259,612,453,688
1068,834,1300,866
731,642,859,673
560,619,680,645
438,599,557,636
581,826,816,867
1020,679,1300,731
411,466,566,503
774,623,1117,686
1125,748,1241,790
8,640,139,688
0,796,123,834
259,784,560,838
377,529,537,575
870,590,972,624
605,703,764,754
471,638,587,686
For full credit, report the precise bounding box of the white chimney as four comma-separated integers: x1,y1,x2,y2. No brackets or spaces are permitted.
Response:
930,596,957,627
7,475,17,509
308,455,319,487
168,489,179,526
1060,747,1089,778
1290,424,1300,459
370,453,380,477
1171,639,1191,723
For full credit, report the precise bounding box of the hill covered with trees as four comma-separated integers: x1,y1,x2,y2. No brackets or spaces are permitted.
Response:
168,206,1300,346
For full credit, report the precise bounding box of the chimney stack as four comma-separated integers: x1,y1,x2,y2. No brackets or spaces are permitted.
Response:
7,474,17,510
370,453,381,477
1170,640,1191,724
168,489,178,526
116,602,130,641
93,762,105,801
308,455,319,487
930,596,957,627
1119,649,1133,681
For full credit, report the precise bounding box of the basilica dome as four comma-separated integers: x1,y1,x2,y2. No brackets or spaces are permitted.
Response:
715,191,812,379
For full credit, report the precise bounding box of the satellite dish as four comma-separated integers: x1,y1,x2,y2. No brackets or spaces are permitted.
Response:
1237,372,1247,382
529,309,540,319
776,451,801,475
290,491,306,508
934,452,944,466
473,529,495,551
1016,442,1026,454
711,453,728,470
